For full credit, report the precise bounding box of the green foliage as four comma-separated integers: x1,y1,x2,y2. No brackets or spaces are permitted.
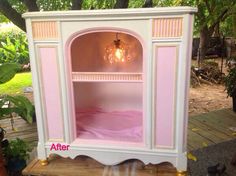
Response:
233,7,236,38
0,31,29,64
128,0,144,8
0,95,34,123
81,0,116,9
3,138,31,161
196,0,235,36
225,66,236,97
8,0,27,13
0,14,9,23
220,16,234,37
0,63,21,84
164,0,235,37
0,64,34,124
37,0,71,11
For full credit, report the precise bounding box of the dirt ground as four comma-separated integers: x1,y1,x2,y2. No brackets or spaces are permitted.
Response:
189,84,232,116
189,58,232,116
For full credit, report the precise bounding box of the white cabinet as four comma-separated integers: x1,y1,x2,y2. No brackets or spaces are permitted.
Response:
23,7,196,172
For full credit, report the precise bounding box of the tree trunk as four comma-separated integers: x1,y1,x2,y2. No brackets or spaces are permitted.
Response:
0,0,26,32
199,26,210,65
114,0,129,9
72,0,83,10
143,0,153,7
212,23,220,37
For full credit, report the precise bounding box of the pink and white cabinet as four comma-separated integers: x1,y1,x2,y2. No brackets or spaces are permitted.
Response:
23,7,197,173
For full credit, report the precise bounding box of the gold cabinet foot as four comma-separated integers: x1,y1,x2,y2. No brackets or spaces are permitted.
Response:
176,170,187,176
40,159,49,166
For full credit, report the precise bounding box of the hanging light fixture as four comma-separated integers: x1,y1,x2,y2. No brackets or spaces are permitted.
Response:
104,33,131,64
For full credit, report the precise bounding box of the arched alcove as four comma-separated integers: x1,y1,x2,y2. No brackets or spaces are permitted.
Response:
69,31,144,143
70,32,143,72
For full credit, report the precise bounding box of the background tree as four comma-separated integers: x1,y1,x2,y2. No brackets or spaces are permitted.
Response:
195,0,236,61
0,0,136,32
166,0,236,61
233,6,236,38
0,0,27,31
1,0,236,61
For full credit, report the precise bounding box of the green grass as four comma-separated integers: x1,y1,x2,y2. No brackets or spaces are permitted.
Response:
0,72,32,95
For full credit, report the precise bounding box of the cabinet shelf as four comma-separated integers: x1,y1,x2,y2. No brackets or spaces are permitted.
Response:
72,72,143,82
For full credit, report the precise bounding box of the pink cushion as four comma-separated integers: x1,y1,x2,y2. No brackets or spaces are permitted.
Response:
76,107,142,142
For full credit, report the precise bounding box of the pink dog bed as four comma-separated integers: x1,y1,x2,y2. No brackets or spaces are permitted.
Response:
76,107,142,142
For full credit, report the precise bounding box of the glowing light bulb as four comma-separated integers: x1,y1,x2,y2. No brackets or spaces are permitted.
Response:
115,48,123,60
104,33,131,64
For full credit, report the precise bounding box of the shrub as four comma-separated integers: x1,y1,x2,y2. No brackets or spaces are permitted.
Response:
3,138,31,161
0,27,29,65
225,66,236,97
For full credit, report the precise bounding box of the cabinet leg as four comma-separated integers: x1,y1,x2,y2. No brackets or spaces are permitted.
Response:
176,170,187,176
40,159,49,166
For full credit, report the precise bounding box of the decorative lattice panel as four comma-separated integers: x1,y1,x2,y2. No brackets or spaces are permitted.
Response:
152,18,183,38
32,21,58,40
72,72,142,82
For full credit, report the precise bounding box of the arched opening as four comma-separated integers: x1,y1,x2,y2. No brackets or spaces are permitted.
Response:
71,32,143,72
69,31,144,143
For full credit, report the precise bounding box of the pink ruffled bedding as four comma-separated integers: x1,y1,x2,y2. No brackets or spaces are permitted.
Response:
76,107,142,142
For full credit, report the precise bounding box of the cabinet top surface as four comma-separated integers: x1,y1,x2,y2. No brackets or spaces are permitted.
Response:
22,6,197,19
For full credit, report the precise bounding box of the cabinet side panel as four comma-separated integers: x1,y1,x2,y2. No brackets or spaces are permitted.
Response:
38,47,64,141
155,46,177,149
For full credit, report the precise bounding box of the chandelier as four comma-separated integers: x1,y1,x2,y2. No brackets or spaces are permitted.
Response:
104,33,131,64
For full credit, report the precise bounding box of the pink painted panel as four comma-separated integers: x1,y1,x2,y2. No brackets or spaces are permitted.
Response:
39,47,63,140
155,46,177,148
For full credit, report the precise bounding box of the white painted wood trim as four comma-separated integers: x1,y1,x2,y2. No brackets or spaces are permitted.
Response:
57,21,71,144
25,19,47,160
175,14,193,156
44,146,179,166
182,14,195,152
145,19,153,149
22,7,197,19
